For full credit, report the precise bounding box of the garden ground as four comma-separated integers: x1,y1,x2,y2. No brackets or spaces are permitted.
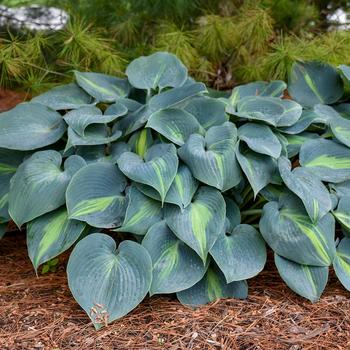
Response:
1,231,350,350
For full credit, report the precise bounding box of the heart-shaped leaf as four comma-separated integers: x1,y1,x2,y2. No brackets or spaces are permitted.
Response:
275,253,328,302
210,224,266,282
67,233,152,329
260,194,335,266
333,237,350,291
177,263,248,307
74,71,130,103
27,207,86,272
284,132,319,158
66,162,127,228
126,52,187,90
278,157,332,223
333,196,350,230
164,186,226,262
115,186,162,235
179,122,241,191
300,138,350,183
31,83,93,110
117,143,178,203
288,61,343,108
128,128,153,158
9,151,86,227
142,221,207,295
0,103,66,151
146,108,204,146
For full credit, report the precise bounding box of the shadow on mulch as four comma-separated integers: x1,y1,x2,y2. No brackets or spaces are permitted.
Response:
0,232,349,350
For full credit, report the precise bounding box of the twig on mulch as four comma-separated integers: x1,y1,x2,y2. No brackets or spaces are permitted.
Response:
0,231,349,350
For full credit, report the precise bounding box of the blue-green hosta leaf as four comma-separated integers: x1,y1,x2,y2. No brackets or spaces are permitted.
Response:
339,64,350,85
67,233,152,329
117,143,178,203
260,184,284,202
64,104,127,137
285,132,319,158
9,151,86,227
275,254,328,302
227,80,286,112
224,197,241,231
146,108,204,146
0,103,66,151
66,162,127,228
75,142,130,164
27,207,86,272
126,52,187,90
278,157,332,223
238,123,281,158
333,196,350,230
300,138,350,183
333,103,350,119
178,122,241,191
177,263,248,307
142,221,207,295
136,164,198,210
164,186,226,262
31,83,93,110
288,61,343,108
128,129,153,158
210,224,266,282
115,186,162,235
183,96,228,129
333,238,350,291
236,143,277,197
331,180,350,198
234,96,302,127
74,71,130,103
0,149,28,221
260,195,335,266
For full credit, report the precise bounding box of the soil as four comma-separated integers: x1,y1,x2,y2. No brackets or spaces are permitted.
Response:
0,88,29,112
1,231,350,350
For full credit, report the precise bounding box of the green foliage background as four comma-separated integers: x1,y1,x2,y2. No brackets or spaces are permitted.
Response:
1,0,350,92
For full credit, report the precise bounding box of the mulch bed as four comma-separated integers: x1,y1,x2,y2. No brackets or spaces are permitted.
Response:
1,231,350,350
0,89,28,112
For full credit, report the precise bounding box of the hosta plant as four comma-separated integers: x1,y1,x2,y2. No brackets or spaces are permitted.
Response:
1,52,350,329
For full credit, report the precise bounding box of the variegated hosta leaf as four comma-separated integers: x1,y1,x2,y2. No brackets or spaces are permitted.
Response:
142,221,207,295
333,196,350,230
288,61,343,108
136,164,199,210
31,83,93,110
234,96,302,127
284,132,319,158
178,122,241,191
115,186,162,235
0,149,27,221
9,151,86,227
128,128,153,158
331,180,350,198
226,80,286,112
75,142,130,164
117,143,178,203
67,233,152,329
177,263,248,307
126,52,187,90
0,103,66,151
238,123,281,158
224,197,241,231
74,71,130,103
146,108,204,146
164,186,226,262
183,96,228,129
66,162,127,228
278,157,332,223
333,238,350,291
236,143,278,197
210,224,266,282
300,138,350,183
275,253,329,302
260,194,335,266
64,104,127,137
27,207,86,272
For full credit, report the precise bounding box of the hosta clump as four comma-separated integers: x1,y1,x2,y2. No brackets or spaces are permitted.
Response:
1,52,350,329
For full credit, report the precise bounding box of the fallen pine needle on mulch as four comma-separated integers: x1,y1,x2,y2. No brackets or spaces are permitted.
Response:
0,231,350,350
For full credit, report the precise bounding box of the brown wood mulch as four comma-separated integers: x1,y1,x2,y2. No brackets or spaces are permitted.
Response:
0,231,349,350
0,89,28,112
